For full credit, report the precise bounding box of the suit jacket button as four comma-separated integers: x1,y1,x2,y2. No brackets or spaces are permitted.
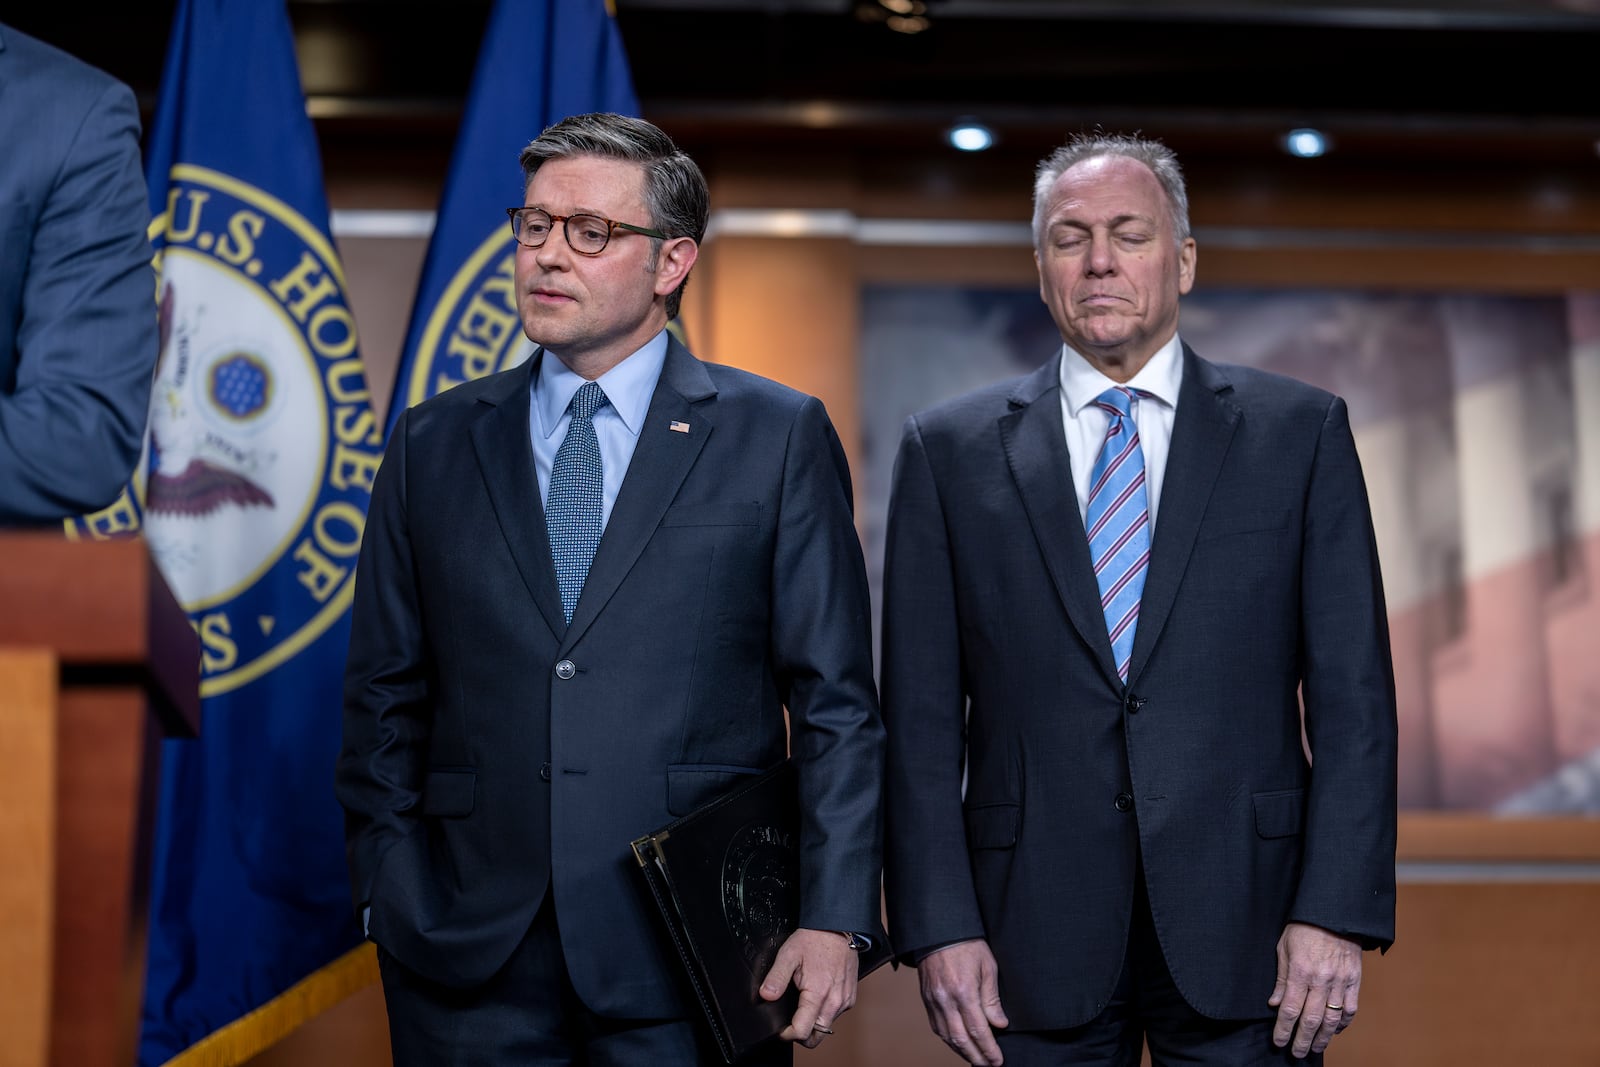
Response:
1124,693,1143,714
539,762,552,782
555,659,576,680
1114,792,1134,813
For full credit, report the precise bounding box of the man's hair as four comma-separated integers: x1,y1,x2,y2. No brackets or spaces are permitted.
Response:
1031,131,1191,248
520,112,708,319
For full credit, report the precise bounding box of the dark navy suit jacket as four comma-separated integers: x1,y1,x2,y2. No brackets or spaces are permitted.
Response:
0,24,156,523
882,345,1397,1028
338,338,886,1018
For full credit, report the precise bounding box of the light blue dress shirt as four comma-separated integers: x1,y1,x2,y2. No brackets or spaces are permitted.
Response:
529,330,669,531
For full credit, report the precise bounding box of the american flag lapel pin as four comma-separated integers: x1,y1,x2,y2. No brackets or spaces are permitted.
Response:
669,420,691,433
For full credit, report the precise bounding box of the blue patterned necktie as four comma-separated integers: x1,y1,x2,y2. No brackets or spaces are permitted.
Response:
1085,386,1152,682
547,381,608,624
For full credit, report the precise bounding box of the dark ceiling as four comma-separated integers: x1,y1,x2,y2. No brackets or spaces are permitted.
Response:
9,1,1600,167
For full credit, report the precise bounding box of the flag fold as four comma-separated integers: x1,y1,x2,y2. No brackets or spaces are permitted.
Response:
387,0,640,429
133,1,380,1062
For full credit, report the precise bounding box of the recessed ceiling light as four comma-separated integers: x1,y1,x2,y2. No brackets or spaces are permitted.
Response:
1282,128,1330,158
948,123,995,152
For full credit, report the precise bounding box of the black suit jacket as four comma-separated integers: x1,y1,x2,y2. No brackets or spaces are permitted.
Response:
882,345,1397,1028
338,338,885,1017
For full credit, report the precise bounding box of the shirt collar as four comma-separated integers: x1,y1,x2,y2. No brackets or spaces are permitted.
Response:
1058,332,1184,416
534,330,669,439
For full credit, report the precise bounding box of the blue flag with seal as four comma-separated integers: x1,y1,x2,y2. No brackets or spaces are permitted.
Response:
69,0,381,1062
386,0,639,431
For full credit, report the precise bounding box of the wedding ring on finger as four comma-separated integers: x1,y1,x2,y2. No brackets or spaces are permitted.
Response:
813,1024,834,1036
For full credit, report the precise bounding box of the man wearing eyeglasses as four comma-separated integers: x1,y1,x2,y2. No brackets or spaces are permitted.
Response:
338,112,884,1066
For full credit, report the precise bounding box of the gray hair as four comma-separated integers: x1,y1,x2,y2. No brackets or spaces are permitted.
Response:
1031,132,1191,248
520,112,708,319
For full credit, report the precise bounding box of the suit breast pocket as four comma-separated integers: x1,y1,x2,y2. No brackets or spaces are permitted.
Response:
1197,506,1292,543
658,502,761,528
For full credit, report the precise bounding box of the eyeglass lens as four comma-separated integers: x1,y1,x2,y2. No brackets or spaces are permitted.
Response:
512,210,614,254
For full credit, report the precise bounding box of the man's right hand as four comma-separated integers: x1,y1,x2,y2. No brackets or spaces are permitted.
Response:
917,938,1009,1065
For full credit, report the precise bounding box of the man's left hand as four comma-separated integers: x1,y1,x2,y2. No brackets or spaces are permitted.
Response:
760,927,859,1049
1268,921,1362,1058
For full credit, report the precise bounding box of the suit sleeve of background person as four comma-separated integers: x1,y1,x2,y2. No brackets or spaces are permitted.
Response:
0,28,157,523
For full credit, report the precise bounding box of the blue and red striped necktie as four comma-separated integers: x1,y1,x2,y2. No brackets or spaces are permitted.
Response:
1085,386,1152,682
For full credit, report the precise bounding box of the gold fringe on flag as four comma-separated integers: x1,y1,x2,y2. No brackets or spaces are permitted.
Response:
158,943,380,1067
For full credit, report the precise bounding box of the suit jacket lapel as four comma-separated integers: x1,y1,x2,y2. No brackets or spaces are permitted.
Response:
561,336,715,652
1127,345,1239,685
469,354,568,640
1000,355,1123,690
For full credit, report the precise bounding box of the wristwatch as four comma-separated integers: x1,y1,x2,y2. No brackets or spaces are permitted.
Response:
838,931,871,951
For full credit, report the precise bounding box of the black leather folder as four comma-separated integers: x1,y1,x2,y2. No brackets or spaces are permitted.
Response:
631,761,891,1063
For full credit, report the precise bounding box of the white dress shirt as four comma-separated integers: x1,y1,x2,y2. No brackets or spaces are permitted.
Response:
1056,333,1184,535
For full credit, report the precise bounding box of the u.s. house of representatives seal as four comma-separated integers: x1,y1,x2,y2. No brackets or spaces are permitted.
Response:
71,164,384,699
721,820,800,978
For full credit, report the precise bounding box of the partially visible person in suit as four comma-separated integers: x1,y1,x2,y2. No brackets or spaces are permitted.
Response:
0,23,157,524
337,112,884,1067
881,132,1397,1066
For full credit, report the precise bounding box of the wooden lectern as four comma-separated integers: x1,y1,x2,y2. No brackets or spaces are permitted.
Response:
0,533,199,1067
